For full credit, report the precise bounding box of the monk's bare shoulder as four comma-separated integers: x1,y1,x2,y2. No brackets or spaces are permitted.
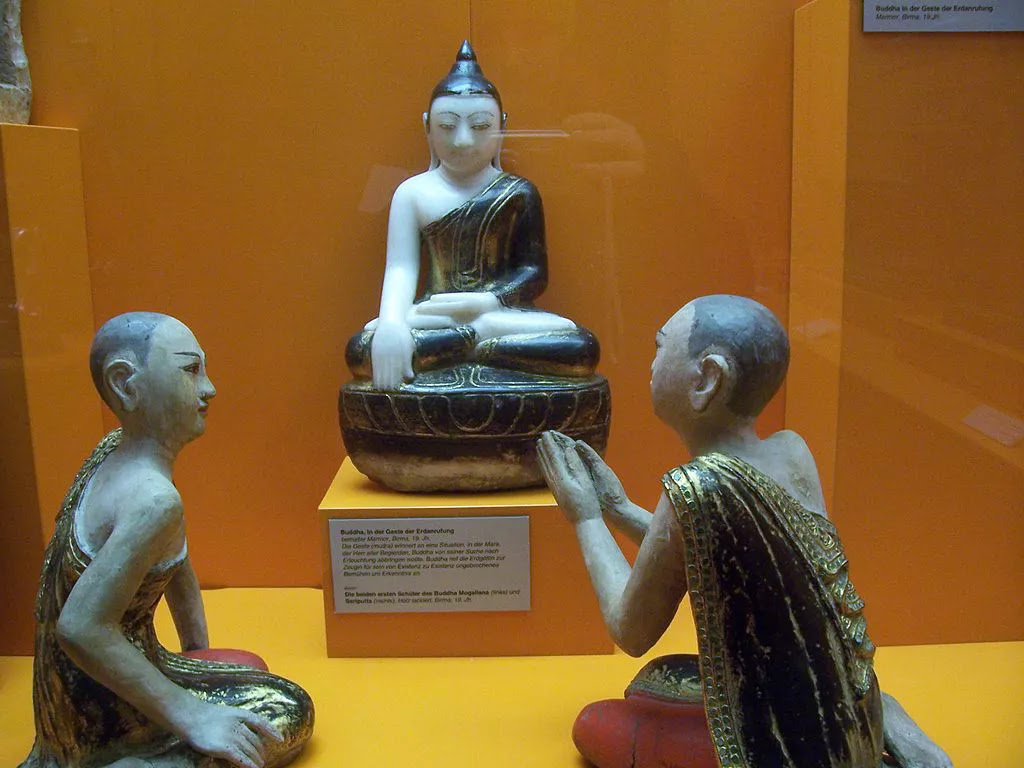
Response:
104,469,185,550
767,428,812,456
765,430,827,515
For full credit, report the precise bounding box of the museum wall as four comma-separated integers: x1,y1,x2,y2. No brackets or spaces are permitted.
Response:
0,241,47,655
789,0,1022,645
16,1,803,588
833,2,1023,643
0,125,99,654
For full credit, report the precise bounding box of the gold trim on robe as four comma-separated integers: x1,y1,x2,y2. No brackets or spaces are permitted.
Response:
421,172,548,306
21,430,314,768
662,453,883,768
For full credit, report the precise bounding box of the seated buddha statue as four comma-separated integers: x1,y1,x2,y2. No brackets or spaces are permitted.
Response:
537,295,952,768
340,41,609,492
20,312,313,768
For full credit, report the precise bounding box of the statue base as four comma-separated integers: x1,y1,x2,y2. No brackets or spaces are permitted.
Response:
339,364,611,492
318,459,614,657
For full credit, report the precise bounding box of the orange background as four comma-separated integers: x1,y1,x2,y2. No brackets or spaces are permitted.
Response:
5,1,1020,645
0,125,100,654
789,0,1022,644
833,1,1022,643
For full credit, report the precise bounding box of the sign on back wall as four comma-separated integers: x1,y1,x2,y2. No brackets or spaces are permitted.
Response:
864,1,1024,32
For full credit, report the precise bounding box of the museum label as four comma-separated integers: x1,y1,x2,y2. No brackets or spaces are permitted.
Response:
864,1,1024,31
328,516,531,613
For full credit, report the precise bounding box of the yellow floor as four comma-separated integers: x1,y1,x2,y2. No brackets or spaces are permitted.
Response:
2,589,1021,767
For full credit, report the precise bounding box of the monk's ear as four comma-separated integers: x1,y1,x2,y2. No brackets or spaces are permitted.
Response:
422,112,430,131
501,112,508,131
689,353,730,413
105,358,140,413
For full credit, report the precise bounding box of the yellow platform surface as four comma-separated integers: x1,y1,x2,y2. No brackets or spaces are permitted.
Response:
2,588,1020,767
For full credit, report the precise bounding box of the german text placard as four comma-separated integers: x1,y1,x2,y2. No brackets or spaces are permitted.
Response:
864,1,1024,32
328,516,530,613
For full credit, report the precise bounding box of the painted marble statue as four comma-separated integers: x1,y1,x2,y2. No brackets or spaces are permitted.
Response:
340,41,609,491
21,313,313,768
537,295,952,768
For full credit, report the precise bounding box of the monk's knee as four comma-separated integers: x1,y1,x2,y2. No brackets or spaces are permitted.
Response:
267,682,315,749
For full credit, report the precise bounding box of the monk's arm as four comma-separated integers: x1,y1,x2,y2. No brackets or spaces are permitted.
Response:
538,432,687,656
164,556,209,651
576,441,653,545
56,493,279,768
56,494,207,733
593,492,688,656
881,692,953,768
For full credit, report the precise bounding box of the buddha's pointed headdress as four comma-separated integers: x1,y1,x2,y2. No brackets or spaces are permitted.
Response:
429,40,502,112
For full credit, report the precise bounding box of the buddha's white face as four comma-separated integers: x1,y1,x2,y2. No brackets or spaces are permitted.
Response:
427,94,502,176
134,318,216,446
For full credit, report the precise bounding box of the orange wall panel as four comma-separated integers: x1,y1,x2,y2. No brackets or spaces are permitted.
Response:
788,0,850,508
0,125,100,654
837,16,1023,643
790,0,1023,644
0,212,43,657
1,126,102,535
14,1,1016,645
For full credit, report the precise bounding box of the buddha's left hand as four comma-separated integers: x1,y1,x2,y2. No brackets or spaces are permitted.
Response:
537,431,602,524
412,292,500,324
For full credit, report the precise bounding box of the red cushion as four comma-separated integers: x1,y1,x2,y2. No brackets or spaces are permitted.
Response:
180,648,269,671
572,693,718,768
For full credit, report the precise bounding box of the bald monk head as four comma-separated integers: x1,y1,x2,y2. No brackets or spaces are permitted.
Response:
650,295,789,443
89,312,216,448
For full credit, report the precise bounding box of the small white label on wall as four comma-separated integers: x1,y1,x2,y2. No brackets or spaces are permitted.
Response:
329,516,530,613
864,1,1024,32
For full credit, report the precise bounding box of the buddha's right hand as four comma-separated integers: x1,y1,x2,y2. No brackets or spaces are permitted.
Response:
182,701,283,768
370,319,414,389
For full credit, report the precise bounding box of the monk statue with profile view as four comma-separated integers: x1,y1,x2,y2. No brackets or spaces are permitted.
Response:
537,295,952,768
340,41,610,492
20,312,313,768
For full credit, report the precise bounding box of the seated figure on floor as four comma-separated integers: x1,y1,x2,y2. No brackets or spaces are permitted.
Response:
20,312,313,768
537,295,952,768
340,40,609,492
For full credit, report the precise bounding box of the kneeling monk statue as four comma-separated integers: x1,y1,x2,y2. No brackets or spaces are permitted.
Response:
340,41,609,491
20,312,313,768
537,295,951,768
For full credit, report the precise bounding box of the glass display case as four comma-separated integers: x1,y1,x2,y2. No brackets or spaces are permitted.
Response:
1,1,1019,766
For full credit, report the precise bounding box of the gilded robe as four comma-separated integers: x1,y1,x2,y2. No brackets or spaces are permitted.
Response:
644,453,884,768
21,431,314,768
